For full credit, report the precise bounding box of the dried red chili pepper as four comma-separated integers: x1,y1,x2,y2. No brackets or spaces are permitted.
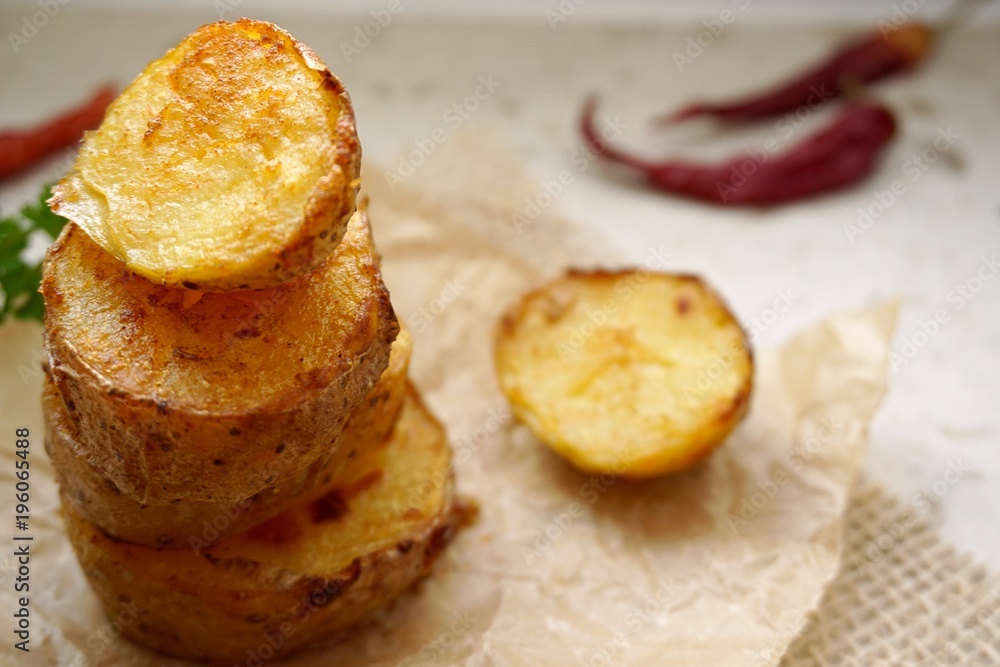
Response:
0,86,115,181
662,23,931,124
582,98,896,206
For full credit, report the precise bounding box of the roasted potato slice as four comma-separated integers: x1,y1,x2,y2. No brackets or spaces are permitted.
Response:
50,18,361,291
46,329,411,548
42,204,398,504
63,386,466,665
495,270,752,479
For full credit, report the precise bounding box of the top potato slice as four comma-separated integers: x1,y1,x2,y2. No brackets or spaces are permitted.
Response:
495,270,752,479
50,18,361,291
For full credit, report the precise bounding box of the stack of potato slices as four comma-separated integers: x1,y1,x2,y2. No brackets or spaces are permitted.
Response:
41,19,463,665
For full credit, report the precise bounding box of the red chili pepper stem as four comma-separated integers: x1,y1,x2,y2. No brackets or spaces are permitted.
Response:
658,22,931,125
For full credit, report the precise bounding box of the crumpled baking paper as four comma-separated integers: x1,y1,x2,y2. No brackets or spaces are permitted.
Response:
0,134,894,666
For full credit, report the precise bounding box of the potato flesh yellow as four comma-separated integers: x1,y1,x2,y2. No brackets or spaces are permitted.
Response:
63,387,462,665
496,270,753,478
51,18,361,290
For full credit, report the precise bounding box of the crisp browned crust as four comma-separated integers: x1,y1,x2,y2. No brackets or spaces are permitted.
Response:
42,206,398,504
45,330,411,548
62,386,462,665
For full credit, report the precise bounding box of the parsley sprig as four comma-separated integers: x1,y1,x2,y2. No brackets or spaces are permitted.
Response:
0,184,68,324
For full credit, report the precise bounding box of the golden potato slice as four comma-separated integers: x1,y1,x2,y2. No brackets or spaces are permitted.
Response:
46,329,411,548
495,270,752,479
42,205,398,504
50,18,361,291
63,386,467,665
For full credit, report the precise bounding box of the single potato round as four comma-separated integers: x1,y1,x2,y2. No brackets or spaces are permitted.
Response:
63,386,467,666
46,329,412,548
495,270,753,479
50,18,361,291
42,205,398,505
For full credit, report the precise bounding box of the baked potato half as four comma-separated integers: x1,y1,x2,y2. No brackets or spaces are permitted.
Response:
495,270,752,479
46,329,411,548
63,386,465,665
50,18,361,291
42,204,398,504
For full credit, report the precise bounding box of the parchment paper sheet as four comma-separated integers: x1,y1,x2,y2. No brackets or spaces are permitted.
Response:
0,134,894,666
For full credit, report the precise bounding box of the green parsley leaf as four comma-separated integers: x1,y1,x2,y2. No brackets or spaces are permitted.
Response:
21,185,68,238
0,183,68,325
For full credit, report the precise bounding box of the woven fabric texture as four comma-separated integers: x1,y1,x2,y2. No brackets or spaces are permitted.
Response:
781,483,1000,666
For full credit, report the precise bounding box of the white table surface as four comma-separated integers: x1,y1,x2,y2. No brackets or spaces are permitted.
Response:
1,2,998,566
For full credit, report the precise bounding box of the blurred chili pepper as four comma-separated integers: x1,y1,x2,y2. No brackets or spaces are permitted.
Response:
582,97,896,206
0,86,115,181
661,23,932,124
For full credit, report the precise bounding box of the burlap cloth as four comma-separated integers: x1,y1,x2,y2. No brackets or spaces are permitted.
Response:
780,483,1000,666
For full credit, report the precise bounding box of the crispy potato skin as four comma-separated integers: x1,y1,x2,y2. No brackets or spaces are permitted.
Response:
63,387,463,665
495,270,753,479
45,330,411,548
42,206,398,504
50,19,361,291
